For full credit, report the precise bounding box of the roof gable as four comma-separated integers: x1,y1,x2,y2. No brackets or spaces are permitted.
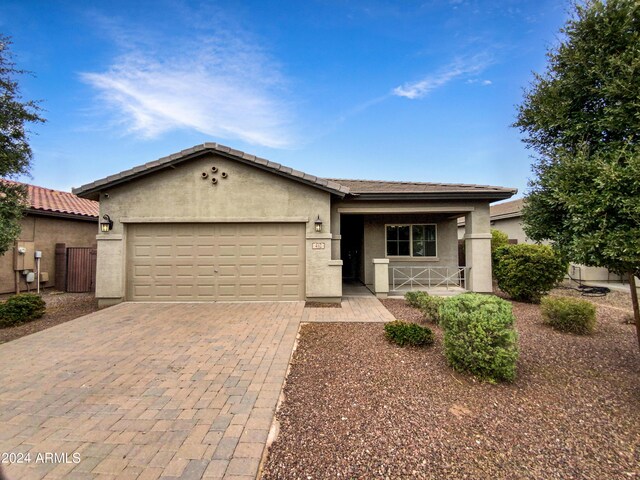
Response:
73,143,350,200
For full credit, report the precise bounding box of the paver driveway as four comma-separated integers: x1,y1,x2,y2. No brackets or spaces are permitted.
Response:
0,302,303,480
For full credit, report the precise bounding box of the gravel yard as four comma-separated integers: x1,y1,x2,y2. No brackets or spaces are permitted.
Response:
0,290,98,344
262,297,640,479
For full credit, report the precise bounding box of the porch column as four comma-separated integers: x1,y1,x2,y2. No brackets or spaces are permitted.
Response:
330,206,341,261
464,206,492,292
373,258,389,298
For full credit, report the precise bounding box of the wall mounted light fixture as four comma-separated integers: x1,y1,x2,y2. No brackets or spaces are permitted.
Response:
314,215,323,233
100,214,114,233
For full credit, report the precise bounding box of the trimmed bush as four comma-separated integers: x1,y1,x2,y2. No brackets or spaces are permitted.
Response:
384,321,434,347
541,296,596,335
494,244,567,303
491,229,509,265
404,291,428,308
440,293,519,382
0,293,46,328
418,295,446,324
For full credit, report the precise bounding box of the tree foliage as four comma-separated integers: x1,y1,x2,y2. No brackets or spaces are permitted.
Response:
0,35,44,255
514,0,640,346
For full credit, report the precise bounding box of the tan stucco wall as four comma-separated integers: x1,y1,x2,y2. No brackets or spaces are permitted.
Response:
361,214,459,288
458,216,532,244
95,153,337,303
0,214,97,294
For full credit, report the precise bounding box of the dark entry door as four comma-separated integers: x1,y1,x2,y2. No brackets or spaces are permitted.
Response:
340,215,364,280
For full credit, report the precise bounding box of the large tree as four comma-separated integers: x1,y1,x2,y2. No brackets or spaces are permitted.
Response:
514,0,640,348
0,35,45,255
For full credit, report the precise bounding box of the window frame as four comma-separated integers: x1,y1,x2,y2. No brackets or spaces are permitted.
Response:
385,223,438,258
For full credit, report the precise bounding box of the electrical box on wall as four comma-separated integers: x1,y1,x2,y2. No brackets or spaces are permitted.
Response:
13,241,35,271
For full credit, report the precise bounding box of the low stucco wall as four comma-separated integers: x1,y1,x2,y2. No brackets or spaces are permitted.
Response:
0,214,97,294
95,153,338,303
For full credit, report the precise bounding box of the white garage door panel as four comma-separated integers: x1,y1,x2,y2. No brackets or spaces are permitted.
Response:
126,223,305,301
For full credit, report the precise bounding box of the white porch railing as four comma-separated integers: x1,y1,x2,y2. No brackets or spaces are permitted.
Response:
391,266,469,291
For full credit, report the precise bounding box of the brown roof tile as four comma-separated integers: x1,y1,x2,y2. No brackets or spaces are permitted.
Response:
72,142,515,201
2,179,99,218
327,178,516,195
490,198,524,218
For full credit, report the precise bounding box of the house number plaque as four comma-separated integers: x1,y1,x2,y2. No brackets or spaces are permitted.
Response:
312,242,325,250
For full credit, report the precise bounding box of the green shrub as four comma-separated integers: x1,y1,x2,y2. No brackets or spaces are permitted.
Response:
494,244,568,303
404,291,428,308
440,293,519,382
541,296,596,335
0,293,46,328
418,295,446,324
491,229,510,265
384,321,434,347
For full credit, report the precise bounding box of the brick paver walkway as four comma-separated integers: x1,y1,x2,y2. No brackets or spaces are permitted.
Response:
0,302,303,480
302,296,395,323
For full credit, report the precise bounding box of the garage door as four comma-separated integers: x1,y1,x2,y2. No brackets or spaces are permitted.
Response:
126,223,305,301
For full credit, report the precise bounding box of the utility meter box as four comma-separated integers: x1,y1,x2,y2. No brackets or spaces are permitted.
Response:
14,241,35,271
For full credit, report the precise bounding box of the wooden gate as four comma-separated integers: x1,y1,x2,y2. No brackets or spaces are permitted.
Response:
66,247,97,292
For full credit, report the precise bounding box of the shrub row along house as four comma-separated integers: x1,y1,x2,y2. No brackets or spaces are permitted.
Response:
0,180,99,294
72,143,516,307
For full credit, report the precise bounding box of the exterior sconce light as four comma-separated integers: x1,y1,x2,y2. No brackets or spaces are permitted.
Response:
100,214,114,233
314,215,323,233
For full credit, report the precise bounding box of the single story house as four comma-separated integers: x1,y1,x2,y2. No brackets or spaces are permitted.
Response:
73,143,516,307
0,180,99,294
459,198,623,283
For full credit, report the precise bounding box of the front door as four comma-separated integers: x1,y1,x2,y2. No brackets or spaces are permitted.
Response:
340,215,364,281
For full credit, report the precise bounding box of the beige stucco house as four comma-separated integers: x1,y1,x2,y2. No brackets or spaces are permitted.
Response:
73,144,516,307
459,198,624,283
0,181,99,294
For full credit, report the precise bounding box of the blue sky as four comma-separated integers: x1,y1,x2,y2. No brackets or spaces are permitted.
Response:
2,0,567,196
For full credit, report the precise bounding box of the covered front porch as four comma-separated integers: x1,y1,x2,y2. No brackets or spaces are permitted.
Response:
331,201,494,299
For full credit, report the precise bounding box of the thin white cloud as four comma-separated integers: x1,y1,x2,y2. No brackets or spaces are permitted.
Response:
466,78,493,86
81,24,294,148
393,55,492,100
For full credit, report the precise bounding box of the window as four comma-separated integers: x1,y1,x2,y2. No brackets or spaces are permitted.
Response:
386,224,436,257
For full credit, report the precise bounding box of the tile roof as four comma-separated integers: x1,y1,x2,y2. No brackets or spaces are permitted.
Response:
327,178,516,196
1,179,99,218
72,142,516,201
490,198,524,219
457,198,524,225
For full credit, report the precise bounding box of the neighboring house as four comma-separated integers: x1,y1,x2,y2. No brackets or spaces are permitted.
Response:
0,180,99,294
73,143,516,307
459,198,623,283
458,198,528,243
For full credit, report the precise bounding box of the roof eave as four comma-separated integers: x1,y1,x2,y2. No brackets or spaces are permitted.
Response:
26,208,99,222
345,191,517,201
491,211,523,221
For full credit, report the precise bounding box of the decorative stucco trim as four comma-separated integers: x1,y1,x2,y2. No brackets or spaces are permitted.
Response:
96,234,123,240
337,206,475,214
464,233,493,239
119,217,309,224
